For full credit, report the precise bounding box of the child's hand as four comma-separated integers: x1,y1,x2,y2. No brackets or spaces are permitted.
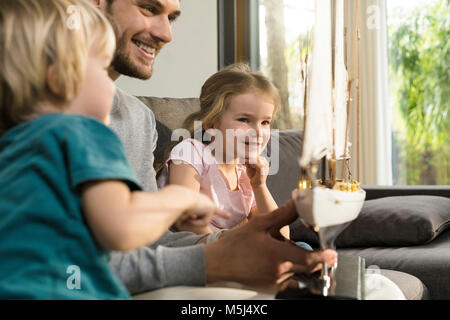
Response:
174,193,228,233
245,156,270,188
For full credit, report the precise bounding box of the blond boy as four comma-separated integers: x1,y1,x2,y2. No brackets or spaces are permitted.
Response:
0,0,223,299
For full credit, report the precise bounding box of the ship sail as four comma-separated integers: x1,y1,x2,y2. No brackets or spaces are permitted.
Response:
300,0,332,168
300,0,350,168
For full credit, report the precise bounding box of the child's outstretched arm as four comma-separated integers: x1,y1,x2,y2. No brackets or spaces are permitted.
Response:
246,157,290,239
82,181,226,251
168,162,213,234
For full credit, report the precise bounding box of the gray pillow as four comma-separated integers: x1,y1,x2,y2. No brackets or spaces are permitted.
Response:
266,130,303,206
290,195,450,248
265,130,325,206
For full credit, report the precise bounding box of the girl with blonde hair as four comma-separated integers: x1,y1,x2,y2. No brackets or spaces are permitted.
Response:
161,63,290,238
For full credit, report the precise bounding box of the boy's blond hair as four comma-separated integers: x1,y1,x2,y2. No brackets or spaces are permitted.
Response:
0,0,115,135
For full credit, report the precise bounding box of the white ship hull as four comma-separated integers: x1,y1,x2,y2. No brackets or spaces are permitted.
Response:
292,187,366,229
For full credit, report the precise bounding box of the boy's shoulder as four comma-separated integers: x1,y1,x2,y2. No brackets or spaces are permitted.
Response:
2,113,113,146
0,114,122,169
36,113,110,136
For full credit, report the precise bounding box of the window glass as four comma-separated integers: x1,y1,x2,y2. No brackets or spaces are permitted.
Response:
388,0,449,185
257,0,449,185
259,0,315,130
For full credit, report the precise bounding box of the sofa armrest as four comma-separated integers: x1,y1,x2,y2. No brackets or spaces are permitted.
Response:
362,185,450,200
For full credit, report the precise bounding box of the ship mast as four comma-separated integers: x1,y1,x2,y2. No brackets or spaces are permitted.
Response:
356,0,362,182
330,0,337,186
331,0,349,186
341,0,361,183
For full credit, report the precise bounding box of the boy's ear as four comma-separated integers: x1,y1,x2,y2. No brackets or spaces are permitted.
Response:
46,65,64,98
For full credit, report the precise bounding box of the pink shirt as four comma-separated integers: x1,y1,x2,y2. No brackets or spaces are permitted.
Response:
161,138,256,231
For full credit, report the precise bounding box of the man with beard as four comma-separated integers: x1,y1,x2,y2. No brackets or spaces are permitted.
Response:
90,0,338,296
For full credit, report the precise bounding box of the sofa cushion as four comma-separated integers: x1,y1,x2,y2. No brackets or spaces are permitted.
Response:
363,185,450,200
153,120,173,173
138,96,201,174
266,130,303,206
291,195,450,247
338,231,450,299
138,96,200,131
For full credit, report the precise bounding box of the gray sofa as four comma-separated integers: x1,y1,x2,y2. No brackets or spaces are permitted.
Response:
138,96,450,300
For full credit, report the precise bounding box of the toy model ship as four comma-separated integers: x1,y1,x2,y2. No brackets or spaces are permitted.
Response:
291,0,366,297
294,179,365,233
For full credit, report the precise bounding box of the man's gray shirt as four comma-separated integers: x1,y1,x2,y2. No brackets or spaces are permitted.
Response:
109,86,206,294
109,86,158,192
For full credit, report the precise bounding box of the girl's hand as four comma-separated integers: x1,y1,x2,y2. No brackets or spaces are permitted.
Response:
245,156,270,188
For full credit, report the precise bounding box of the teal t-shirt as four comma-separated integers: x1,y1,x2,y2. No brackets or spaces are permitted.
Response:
0,114,142,299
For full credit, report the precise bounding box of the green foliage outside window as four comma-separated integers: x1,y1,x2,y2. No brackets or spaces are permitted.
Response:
388,0,449,185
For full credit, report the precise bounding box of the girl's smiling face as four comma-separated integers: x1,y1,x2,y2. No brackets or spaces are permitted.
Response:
211,91,275,163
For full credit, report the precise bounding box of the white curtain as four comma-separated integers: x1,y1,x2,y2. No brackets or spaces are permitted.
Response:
344,0,393,185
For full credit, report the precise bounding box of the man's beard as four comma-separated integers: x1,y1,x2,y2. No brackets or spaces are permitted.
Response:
105,4,154,80
111,32,154,80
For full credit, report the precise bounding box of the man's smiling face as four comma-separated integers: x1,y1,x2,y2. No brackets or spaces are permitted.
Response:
104,0,180,80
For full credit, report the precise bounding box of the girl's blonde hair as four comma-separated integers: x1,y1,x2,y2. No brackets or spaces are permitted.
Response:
0,0,115,135
183,63,281,136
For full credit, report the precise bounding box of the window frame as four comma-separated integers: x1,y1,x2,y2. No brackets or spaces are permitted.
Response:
217,0,260,70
